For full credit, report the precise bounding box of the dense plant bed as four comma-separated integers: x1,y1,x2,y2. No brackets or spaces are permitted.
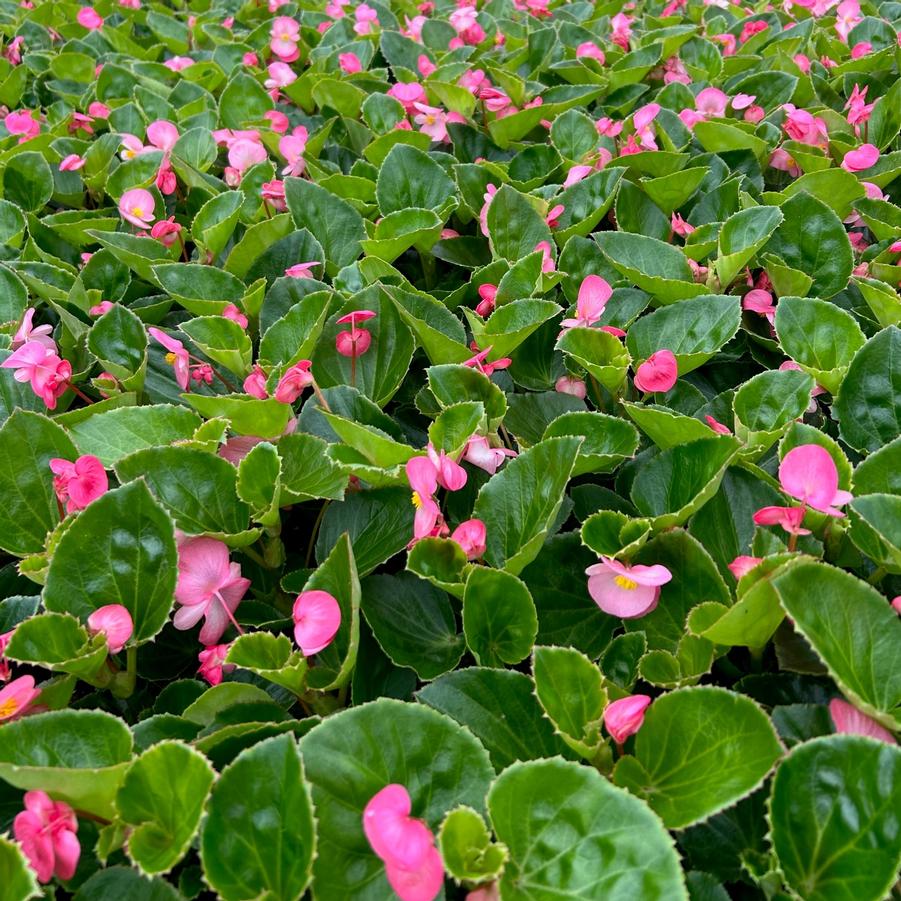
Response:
0,0,899,898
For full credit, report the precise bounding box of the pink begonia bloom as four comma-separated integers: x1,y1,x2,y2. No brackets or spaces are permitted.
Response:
265,62,296,92
743,288,777,322
449,5,484,44
413,102,450,142
3,36,24,66
0,674,39,722
156,159,176,195
228,138,268,174
634,349,678,393
243,365,269,399
363,785,444,901
586,557,672,618
270,16,300,59
262,179,287,212
728,555,763,579
744,105,765,124
778,445,852,516
336,310,376,358
610,12,632,49
198,643,233,686
0,629,13,682
150,216,182,247
339,52,362,74
732,93,756,111
892,596,901,613
564,164,593,188
417,54,436,77
835,0,862,40
714,33,737,56
633,103,660,150
119,133,145,160
464,346,511,376
119,188,155,228
555,375,587,399
467,886,500,901
782,105,828,146
604,695,652,744
174,537,250,645
285,261,320,279
13,308,55,350
59,154,85,171
275,360,314,403
14,791,80,883
695,87,729,118
354,2,379,35
87,604,133,654
663,55,691,85
407,456,443,539
222,304,248,329
576,42,605,63
279,132,307,177
293,590,341,656
388,82,427,113
475,284,497,318
841,144,879,172
5,109,40,141
459,69,489,96
163,56,194,72
753,505,810,535
671,213,694,237
264,110,289,134
829,699,896,744
481,87,516,117
704,415,731,436
49,455,108,513
848,231,869,253
146,120,178,152
560,275,612,331
76,6,103,28
850,41,871,59
846,84,874,130
425,443,467,492
534,240,555,273
148,327,190,391
479,183,497,236
770,148,801,178
462,435,515,475
1,342,71,409
793,53,811,73
679,108,706,129
243,51,259,67
451,519,487,560
405,15,427,41
890,240,901,254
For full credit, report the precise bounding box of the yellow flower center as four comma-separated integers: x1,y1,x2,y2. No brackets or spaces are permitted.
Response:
614,575,638,591
132,205,143,216
411,491,423,508
0,698,20,718
165,352,176,364
424,114,436,124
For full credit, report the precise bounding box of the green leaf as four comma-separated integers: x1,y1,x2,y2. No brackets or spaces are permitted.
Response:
470,298,560,359
772,560,901,729
6,611,109,677
428,401,484,454
88,305,148,388
849,493,901,570
201,734,315,901
463,566,538,667
179,316,252,377
259,292,332,368
277,432,349,503
72,867,182,901
0,410,75,555
428,364,507,430
438,806,508,884
44,480,177,644
623,403,714,450
734,369,814,454
218,72,273,129
613,687,783,828
487,184,552,262
834,326,901,454
0,835,39,901
3,151,53,212
299,699,493,898
376,144,456,215
489,758,687,899
418,667,574,769
225,632,307,694
184,394,292,439
236,441,281,527
852,435,901,495
473,436,582,574
116,741,215,875
715,206,783,288
552,167,625,240
556,326,632,393
152,264,245,315
770,735,901,901
543,410,639,475
0,709,133,818
361,572,463,680
192,190,243,258
388,287,471,365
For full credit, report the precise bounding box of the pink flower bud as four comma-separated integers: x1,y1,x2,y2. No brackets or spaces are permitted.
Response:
604,694,652,744
87,604,133,654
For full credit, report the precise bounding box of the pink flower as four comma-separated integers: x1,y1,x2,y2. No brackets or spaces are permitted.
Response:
829,698,895,744
118,133,145,161
450,519,487,560
336,310,376,358
714,33,737,55
293,590,341,656
671,213,694,237
148,327,190,391
198,643,233,686
576,41,605,63
59,154,85,171
850,41,871,59
744,105,765,124
770,148,801,178
222,304,248,329
1,342,71,409
610,12,632,49
555,375,587,399
793,53,811,74
463,346,511,376
603,695,652,743
354,2,379,34
634,349,678,393
265,62,297,95
560,275,613,331
0,630,12,682
119,188,155,228
13,791,79,883
752,505,810,535
262,180,287,212
417,54,436,77
743,288,777,322
5,109,40,141
173,537,250,645
146,119,178,152
425,443,467,491
339,52,362,74
76,6,103,28
89,301,114,317
413,102,449,143
243,51,259,67
13,309,55,350
163,56,194,71
279,133,307,177
150,216,182,248
0,674,39,723
695,87,729,118
3,36,24,65
405,15,428,41
678,109,705,129
479,184,497,236
845,84,875,131
363,785,444,901
155,159,176,195
782,105,828,146
285,261,320,279
633,103,660,150
545,203,564,228
275,360,314,404
407,456,443,539
49,455,108,513
586,557,672,618
778,445,852,516
264,110,290,134
663,55,691,85
388,82,427,113
835,0,862,41
534,241,555,273
87,604,133,654
462,435,515,475
705,415,732,436
475,284,497,318
270,16,300,59
740,19,768,42
564,164,593,188
728,555,763,579
243,365,269,399
449,5,483,43
841,144,879,172
227,138,268,178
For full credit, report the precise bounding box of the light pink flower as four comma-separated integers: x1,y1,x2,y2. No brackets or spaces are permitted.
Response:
5,109,40,141
850,41,871,59
228,138,268,176
604,695,652,743
146,119,178,152
265,61,297,93
633,103,660,150
695,87,729,118
564,164,593,188
576,42,605,63
770,148,801,178
243,365,269,399
610,12,632,48
534,240,555,273
354,2,379,34
279,133,307,176
293,590,341,656
793,53,811,73
463,346,511,376
479,184,497,236
0,674,39,723
450,519,486,560
835,0,862,40
173,538,250,645
560,275,612,331
148,327,190,391
119,188,155,228
634,350,678,393
363,784,444,901
163,56,194,71
413,102,449,143
449,5,483,43
76,6,103,28
1,342,71,409
778,445,852,516
264,110,289,134
782,104,828,146
752,505,810,535
89,301,114,317
336,310,376,358
3,36,24,65
0,629,12,682
49,455,108,513
12,309,55,350
829,698,895,744
270,16,300,59
546,203,564,228
87,604,133,654
14,791,79,883
728,555,762,579
417,54,436,77
59,154,85,171
555,375,587,399
462,435,515,475
841,144,879,172
586,557,672,618
285,261,320,279
262,179,287,212
198,643,233,686
743,288,777,323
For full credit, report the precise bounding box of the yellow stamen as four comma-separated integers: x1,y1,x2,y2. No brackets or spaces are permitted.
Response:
165,352,177,365
132,205,143,217
0,698,20,718
614,574,638,591
411,491,423,508
425,115,436,125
